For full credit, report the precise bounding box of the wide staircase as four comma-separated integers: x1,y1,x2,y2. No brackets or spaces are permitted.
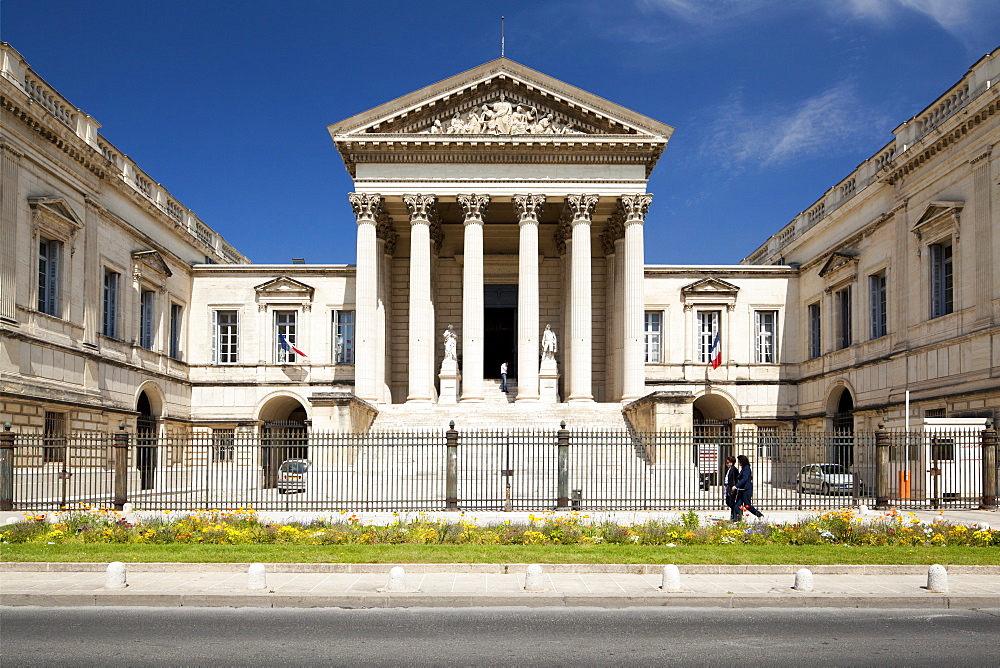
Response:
370,378,629,432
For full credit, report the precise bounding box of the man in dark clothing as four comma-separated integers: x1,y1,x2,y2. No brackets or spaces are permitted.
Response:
723,455,740,521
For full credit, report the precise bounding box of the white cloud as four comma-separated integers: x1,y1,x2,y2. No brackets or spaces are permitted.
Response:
703,81,886,169
843,0,975,32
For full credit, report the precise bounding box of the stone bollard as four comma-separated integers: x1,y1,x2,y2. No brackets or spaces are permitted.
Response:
926,564,949,593
105,561,128,589
122,503,134,514
524,564,545,592
385,566,407,592
660,564,682,592
247,563,267,590
793,568,814,592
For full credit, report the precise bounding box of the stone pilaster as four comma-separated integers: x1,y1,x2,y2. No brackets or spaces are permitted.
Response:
0,141,22,323
458,194,489,402
348,193,383,403
514,194,545,402
404,194,436,403
565,194,598,403
620,194,652,402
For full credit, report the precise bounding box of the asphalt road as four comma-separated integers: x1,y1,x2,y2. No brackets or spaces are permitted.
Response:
4,606,1000,666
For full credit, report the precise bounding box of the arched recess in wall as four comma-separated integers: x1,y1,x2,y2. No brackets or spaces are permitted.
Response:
257,393,309,490
135,384,163,491
826,384,855,467
692,391,737,484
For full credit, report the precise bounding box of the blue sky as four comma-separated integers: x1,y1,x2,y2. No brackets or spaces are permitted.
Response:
2,0,998,265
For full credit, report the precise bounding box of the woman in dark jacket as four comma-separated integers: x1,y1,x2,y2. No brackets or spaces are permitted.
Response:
734,454,764,519
723,455,740,521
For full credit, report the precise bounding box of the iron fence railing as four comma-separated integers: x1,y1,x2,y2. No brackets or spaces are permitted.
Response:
0,427,995,513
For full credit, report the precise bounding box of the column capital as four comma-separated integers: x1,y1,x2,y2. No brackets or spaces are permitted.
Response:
564,194,599,223
600,213,625,256
403,194,437,224
618,194,653,224
348,193,383,222
513,194,546,224
458,194,490,222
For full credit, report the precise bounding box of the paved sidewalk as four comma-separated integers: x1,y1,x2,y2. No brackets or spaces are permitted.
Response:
2,563,998,609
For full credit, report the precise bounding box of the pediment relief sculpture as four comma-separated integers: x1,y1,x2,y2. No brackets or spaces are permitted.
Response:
254,276,315,304
424,99,584,135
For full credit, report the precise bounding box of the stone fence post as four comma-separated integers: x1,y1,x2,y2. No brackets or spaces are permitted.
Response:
556,421,569,509
0,423,14,511
446,420,459,510
874,424,891,510
981,424,997,510
113,423,129,511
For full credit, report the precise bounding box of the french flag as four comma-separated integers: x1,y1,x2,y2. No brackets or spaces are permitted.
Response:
278,333,307,358
709,331,721,369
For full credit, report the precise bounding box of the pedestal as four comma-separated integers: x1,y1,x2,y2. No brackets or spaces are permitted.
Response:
539,359,560,404
438,360,460,405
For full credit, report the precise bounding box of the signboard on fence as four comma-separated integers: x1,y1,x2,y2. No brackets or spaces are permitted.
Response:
698,444,719,473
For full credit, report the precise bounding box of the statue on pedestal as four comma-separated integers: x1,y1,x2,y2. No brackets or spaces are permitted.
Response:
443,324,457,361
541,324,557,361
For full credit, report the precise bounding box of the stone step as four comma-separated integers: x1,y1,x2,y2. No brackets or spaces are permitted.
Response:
371,400,628,432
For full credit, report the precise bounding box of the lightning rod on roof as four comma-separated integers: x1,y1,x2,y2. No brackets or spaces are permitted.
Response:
501,16,505,58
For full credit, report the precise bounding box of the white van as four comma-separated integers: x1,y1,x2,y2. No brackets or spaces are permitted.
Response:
920,418,987,503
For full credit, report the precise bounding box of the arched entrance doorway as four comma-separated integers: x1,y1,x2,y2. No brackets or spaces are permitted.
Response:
692,394,736,488
259,396,309,489
136,391,158,490
829,387,855,467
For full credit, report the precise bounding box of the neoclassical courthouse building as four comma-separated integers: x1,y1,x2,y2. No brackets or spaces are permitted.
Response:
1,42,998,441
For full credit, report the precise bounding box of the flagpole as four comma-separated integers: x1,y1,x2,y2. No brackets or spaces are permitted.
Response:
501,16,505,58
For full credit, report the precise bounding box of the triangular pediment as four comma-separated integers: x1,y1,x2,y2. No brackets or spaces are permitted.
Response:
681,278,741,295
254,276,315,300
131,250,172,278
329,59,674,139
818,250,860,277
28,196,83,235
913,201,963,230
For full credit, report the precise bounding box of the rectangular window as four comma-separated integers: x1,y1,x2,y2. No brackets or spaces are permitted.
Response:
836,287,852,350
43,411,65,464
139,290,155,350
212,428,235,462
930,437,955,461
332,309,355,364
757,425,779,461
169,303,182,360
37,237,60,316
808,303,821,359
697,310,720,364
754,310,777,363
930,241,953,318
212,310,239,364
644,311,662,363
274,310,299,363
869,272,887,339
102,269,119,338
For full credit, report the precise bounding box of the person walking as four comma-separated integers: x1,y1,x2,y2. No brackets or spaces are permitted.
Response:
500,361,508,393
734,454,764,519
723,455,740,522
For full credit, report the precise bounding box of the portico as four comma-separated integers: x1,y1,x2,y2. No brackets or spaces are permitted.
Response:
331,58,673,406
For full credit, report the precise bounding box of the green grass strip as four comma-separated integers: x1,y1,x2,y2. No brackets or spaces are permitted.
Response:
2,543,996,565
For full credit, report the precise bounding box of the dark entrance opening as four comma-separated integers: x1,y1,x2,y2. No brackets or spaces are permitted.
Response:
136,391,157,490
831,389,855,467
262,405,308,489
484,284,517,379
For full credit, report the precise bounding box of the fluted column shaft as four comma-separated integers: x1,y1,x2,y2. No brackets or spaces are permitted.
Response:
459,195,489,402
619,195,653,401
514,194,545,402
405,195,436,403
567,195,598,403
349,193,382,403
621,195,652,402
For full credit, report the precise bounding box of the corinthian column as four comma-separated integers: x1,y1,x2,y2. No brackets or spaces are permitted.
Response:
566,195,598,403
620,194,652,402
349,193,382,403
514,194,545,402
458,194,489,402
404,194,436,403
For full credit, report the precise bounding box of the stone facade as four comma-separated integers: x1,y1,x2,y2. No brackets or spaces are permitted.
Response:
1,43,997,436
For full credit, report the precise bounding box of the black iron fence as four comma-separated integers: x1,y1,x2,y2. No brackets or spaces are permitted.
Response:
0,425,996,512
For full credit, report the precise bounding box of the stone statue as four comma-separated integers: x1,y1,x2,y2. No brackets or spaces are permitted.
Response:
422,100,585,135
541,324,557,361
443,324,457,361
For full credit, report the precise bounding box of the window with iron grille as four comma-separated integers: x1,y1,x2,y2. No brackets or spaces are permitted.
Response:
213,428,235,462
930,437,955,461
644,311,662,363
930,241,953,318
37,237,61,316
169,303,182,360
102,269,119,338
139,290,155,350
869,272,887,339
836,287,851,349
43,411,66,463
756,425,780,460
332,309,355,364
697,310,720,364
754,310,777,363
212,310,239,364
275,310,299,363
808,302,821,358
